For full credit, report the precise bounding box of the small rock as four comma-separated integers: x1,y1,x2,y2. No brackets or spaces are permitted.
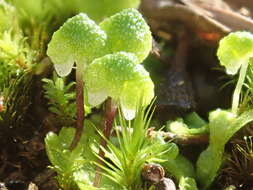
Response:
155,178,176,190
141,163,165,184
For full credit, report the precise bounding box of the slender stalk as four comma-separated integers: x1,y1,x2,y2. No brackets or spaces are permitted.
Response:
232,62,248,114
70,62,85,150
93,98,118,187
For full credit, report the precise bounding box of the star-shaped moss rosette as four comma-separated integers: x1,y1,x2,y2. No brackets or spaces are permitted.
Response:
85,52,154,120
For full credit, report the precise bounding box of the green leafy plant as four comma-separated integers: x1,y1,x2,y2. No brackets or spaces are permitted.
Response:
7,0,76,51
42,74,93,125
196,109,253,189
47,12,107,149
166,112,208,136
3,1,253,189
195,31,253,189
0,0,35,126
0,31,32,90
163,109,253,190
163,113,205,190
240,61,253,111
46,8,155,189
0,1,33,92
44,104,178,190
93,105,178,190
47,8,152,149
7,0,141,52
161,31,253,190
82,9,153,185
45,122,100,190
99,9,151,63
42,74,76,124
217,31,253,114
47,13,107,77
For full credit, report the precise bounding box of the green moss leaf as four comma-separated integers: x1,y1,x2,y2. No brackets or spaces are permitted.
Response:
47,13,107,77
85,52,154,120
100,8,152,63
217,31,253,75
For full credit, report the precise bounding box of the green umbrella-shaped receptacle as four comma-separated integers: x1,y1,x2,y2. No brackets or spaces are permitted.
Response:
47,13,107,77
85,52,154,120
100,8,152,63
47,13,107,149
217,31,253,114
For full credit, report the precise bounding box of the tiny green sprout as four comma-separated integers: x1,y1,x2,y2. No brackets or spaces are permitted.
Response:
100,8,152,63
217,31,253,114
85,52,154,120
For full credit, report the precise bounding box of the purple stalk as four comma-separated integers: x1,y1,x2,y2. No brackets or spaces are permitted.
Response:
93,98,118,187
70,63,85,150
